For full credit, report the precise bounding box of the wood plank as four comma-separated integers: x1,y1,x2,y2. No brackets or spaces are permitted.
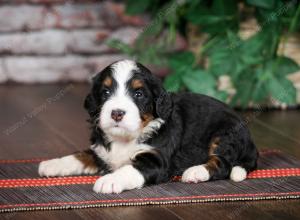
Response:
249,111,300,158
0,85,77,159
255,200,300,220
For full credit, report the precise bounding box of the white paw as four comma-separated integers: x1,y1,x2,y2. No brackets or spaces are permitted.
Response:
38,155,96,177
93,165,144,194
39,158,66,177
181,165,210,183
93,174,124,194
230,166,247,182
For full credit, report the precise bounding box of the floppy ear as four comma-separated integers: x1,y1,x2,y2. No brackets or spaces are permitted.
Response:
84,72,102,118
155,91,172,120
84,91,110,146
84,93,98,118
135,62,173,120
154,85,173,121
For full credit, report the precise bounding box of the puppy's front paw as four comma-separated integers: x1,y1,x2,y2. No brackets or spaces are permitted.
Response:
38,155,87,177
39,159,64,177
181,165,210,183
93,174,124,194
93,165,145,194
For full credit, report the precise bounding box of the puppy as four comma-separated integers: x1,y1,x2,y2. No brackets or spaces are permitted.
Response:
39,60,258,194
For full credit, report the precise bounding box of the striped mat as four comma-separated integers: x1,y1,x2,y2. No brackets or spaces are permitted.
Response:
0,149,300,213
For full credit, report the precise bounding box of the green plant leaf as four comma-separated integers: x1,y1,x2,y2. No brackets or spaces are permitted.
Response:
255,0,288,26
188,14,224,25
186,0,238,34
163,71,182,92
214,91,229,102
168,52,195,70
212,0,238,16
240,29,271,58
106,39,133,55
246,0,275,9
206,35,237,76
267,77,296,104
274,56,300,76
235,82,254,107
207,33,254,78
125,0,151,15
252,81,268,102
182,69,216,95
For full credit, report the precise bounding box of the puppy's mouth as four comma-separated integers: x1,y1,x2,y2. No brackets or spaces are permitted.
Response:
106,126,140,142
111,122,127,129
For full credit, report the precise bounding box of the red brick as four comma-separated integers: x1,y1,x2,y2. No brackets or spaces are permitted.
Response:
0,59,7,83
51,3,104,29
0,4,104,32
4,55,126,83
101,1,148,28
0,6,52,32
0,28,141,55
0,0,97,3
0,30,68,54
0,2,147,32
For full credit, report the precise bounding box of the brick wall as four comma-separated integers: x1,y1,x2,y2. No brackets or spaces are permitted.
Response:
0,0,148,83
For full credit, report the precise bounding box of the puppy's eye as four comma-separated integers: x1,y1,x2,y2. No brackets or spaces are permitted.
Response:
102,89,111,97
134,90,144,98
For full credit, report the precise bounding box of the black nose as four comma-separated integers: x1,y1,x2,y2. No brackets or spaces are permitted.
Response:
111,109,126,122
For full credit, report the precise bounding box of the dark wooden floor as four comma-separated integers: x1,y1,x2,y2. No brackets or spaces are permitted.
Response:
0,83,300,220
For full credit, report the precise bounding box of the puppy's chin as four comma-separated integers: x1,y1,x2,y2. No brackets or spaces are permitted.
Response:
105,126,140,142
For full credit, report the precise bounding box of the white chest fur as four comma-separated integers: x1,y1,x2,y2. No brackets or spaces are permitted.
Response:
92,142,152,171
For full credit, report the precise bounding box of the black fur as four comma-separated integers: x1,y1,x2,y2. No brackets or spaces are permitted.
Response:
84,61,258,185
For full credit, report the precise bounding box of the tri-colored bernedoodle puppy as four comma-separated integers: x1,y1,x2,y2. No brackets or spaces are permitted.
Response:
39,60,258,194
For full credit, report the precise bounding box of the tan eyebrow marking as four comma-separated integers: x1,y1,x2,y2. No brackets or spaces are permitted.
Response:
103,76,112,87
131,79,143,89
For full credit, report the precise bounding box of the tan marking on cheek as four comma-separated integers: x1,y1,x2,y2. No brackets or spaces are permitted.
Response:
141,113,154,128
131,79,143,89
74,151,98,170
103,77,112,87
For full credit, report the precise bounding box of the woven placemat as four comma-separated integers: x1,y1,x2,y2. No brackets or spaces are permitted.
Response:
0,150,300,213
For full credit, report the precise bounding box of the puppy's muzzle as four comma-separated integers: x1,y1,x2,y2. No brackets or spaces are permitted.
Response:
111,109,126,122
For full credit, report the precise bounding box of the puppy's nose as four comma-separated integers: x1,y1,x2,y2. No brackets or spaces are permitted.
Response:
111,109,126,122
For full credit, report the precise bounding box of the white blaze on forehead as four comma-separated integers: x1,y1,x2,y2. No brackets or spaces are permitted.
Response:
111,60,137,94
99,60,141,139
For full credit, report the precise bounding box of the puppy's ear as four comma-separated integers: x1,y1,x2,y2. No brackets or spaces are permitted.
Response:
154,84,173,121
84,93,98,118
84,72,102,118
136,62,173,120
155,90,172,120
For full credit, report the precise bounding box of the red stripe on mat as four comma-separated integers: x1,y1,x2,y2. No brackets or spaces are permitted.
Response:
0,191,300,209
0,176,99,188
247,168,300,178
1,168,300,188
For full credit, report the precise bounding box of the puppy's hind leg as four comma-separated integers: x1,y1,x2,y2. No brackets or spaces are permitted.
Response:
182,137,233,183
181,155,232,183
230,141,258,182
38,149,100,177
